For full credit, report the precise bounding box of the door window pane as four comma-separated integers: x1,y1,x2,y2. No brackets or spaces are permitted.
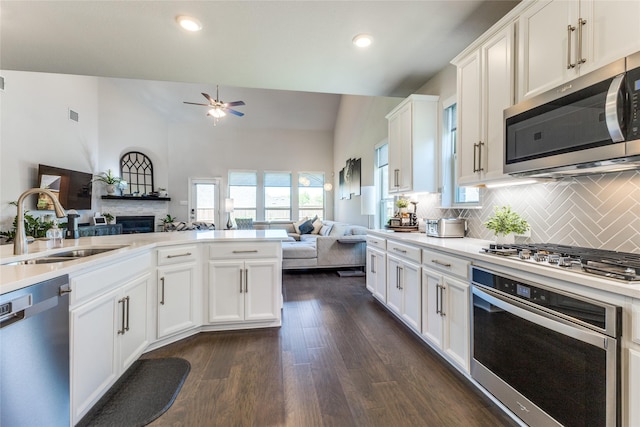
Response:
194,183,216,222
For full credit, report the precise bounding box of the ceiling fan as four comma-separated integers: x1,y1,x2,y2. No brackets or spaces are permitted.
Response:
183,86,245,121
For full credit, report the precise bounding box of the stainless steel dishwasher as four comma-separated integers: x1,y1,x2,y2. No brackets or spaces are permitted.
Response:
1,275,71,426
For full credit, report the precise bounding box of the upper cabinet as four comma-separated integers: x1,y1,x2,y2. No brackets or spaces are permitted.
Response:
517,0,640,101
386,95,439,194
453,23,515,186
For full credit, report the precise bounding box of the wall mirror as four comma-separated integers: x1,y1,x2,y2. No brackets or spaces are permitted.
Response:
120,151,154,196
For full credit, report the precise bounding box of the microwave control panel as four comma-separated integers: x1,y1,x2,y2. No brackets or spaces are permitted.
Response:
628,67,640,140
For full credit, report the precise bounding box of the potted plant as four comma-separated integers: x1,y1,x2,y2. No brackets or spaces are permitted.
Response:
396,198,410,214
93,169,121,195
484,205,530,244
161,214,176,232
102,212,115,224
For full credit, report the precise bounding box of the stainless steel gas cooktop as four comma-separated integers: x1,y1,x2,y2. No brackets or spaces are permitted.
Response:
480,243,640,283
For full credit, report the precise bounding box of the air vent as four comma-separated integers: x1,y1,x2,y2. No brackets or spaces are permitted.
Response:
0,76,5,91
69,109,79,122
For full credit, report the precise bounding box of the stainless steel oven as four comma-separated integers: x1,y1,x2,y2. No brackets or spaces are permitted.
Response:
471,266,621,427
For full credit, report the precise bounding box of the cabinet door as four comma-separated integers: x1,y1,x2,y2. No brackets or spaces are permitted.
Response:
388,102,412,193
157,263,197,338
119,274,150,371
208,260,245,323
386,255,403,316
629,348,640,427
244,259,279,322
366,248,387,302
443,277,470,372
71,289,119,423
517,0,579,100
457,50,482,185
579,0,640,75
400,260,421,332
482,24,514,182
421,268,444,349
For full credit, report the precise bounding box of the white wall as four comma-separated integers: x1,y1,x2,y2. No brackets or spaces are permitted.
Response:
166,123,334,222
0,71,100,229
332,95,402,226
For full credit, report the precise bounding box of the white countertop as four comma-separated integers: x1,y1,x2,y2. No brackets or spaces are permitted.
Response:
0,229,288,295
368,229,640,300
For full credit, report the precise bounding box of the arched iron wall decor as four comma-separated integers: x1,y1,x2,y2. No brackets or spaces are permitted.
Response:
120,151,154,196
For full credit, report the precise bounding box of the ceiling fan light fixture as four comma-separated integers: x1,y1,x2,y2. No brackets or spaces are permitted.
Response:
209,108,226,118
176,15,202,32
352,33,373,48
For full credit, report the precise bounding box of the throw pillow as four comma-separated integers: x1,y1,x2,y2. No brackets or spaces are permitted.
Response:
299,219,315,234
293,217,308,234
319,224,333,236
311,217,322,234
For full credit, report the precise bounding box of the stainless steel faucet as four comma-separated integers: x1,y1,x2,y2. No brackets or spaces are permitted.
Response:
14,188,66,255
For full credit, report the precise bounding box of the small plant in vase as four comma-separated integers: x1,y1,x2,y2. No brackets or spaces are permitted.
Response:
93,169,121,195
102,213,115,224
161,214,176,232
395,198,410,214
484,205,530,244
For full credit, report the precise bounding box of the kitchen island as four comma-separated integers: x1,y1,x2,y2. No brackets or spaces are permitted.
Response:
0,229,288,425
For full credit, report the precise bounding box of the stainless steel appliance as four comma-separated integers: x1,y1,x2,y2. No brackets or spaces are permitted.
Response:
425,218,467,238
0,275,71,426
504,51,640,178
480,243,640,283
471,266,621,427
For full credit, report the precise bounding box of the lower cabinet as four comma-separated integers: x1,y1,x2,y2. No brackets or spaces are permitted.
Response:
70,272,150,424
386,253,421,332
421,267,470,372
366,246,387,302
629,347,640,427
208,259,280,323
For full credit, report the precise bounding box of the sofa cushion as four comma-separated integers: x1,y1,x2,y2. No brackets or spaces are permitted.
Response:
329,223,350,237
299,218,315,234
319,224,333,236
282,241,317,259
312,217,323,234
293,217,308,234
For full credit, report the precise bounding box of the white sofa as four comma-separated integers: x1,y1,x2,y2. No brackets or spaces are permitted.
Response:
253,220,367,270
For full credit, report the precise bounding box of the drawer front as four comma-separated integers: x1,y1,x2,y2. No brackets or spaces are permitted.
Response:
386,241,421,264
71,252,151,306
367,236,386,250
422,249,469,280
209,242,280,259
157,245,198,266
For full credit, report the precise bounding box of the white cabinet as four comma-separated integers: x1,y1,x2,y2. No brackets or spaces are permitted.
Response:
156,245,199,339
207,242,281,325
70,254,151,425
629,347,640,427
366,236,387,302
517,0,640,101
454,23,515,185
385,241,422,332
421,249,471,372
386,94,439,194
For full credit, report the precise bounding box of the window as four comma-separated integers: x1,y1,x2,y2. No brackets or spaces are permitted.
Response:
298,172,324,220
375,143,394,228
229,171,257,220
120,151,154,196
264,172,291,221
190,178,220,223
441,100,480,207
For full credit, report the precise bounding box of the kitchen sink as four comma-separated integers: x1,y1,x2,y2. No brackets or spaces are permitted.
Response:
2,246,128,266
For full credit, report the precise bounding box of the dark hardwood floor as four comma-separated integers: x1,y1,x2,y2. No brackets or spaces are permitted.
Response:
145,270,517,427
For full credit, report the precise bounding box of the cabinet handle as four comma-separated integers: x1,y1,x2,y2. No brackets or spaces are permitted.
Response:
477,142,484,172
160,277,165,305
117,297,126,335
370,254,376,274
394,169,400,187
437,285,446,317
431,259,452,268
393,248,407,254
166,252,192,258
567,24,576,69
577,18,586,65
435,284,441,315
244,269,249,293
240,269,244,293
472,142,478,172
125,296,130,332
398,266,403,290
232,250,258,254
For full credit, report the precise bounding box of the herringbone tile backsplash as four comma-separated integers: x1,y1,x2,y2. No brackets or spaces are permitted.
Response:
415,170,640,253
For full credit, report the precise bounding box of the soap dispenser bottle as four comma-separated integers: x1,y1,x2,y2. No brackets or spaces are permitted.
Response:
46,220,63,248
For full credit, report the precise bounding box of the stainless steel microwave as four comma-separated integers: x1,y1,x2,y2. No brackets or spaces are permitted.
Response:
504,52,640,178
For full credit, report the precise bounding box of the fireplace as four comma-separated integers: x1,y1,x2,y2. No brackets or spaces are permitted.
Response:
116,215,156,234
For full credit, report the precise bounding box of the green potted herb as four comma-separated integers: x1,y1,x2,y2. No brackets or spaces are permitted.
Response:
93,169,121,195
396,198,410,213
102,212,115,224
484,205,530,243
161,214,176,232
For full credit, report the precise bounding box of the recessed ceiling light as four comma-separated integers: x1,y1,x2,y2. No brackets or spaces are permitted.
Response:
176,15,202,32
352,34,373,48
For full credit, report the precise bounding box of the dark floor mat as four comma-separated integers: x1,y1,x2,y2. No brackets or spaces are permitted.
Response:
77,357,190,427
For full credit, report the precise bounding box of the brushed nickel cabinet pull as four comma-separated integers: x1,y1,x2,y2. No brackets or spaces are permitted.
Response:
240,269,244,293
166,252,192,258
394,169,400,187
117,298,126,335
472,143,478,173
435,285,441,315
125,296,130,332
232,250,259,254
370,254,376,274
577,18,586,65
160,277,165,305
244,269,249,293
398,267,403,290
438,285,447,317
567,24,576,69
477,142,484,172
393,248,407,254
432,259,452,268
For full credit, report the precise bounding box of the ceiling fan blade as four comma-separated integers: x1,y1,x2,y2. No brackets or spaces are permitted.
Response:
224,100,245,107
225,108,245,117
202,92,216,104
183,101,211,107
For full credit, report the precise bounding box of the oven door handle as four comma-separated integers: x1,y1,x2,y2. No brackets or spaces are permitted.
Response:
472,286,609,349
